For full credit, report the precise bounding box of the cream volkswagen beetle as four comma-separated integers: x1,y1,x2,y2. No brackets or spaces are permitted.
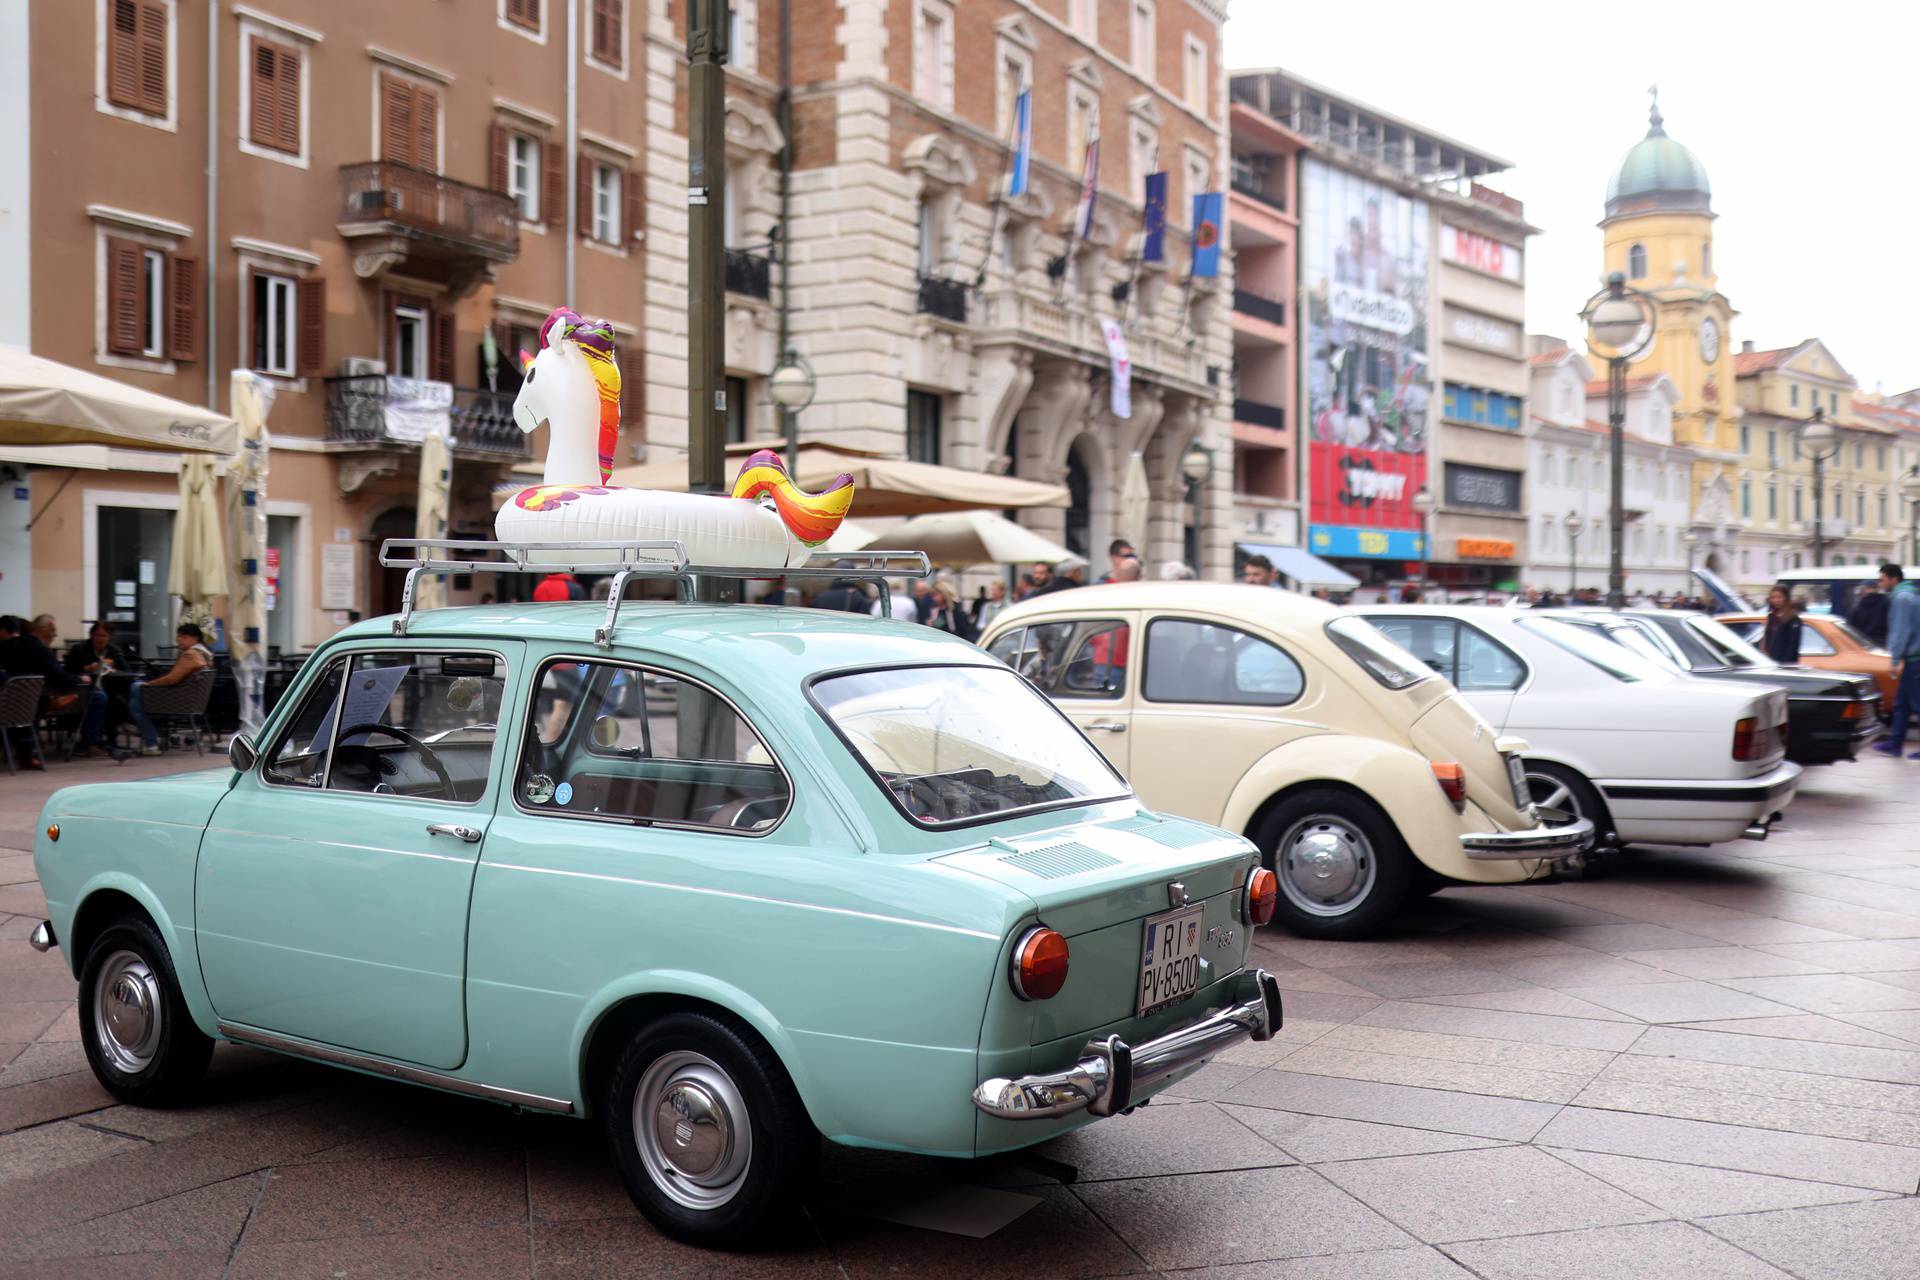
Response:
982,584,1591,938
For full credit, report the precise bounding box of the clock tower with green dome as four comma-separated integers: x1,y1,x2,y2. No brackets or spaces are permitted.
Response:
1599,90,1741,555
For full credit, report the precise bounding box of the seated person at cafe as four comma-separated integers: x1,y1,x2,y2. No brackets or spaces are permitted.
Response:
65,620,126,678
1,614,112,762
124,623,216,756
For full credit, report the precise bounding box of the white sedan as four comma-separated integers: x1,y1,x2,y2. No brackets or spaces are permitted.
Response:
1358,606,1801,849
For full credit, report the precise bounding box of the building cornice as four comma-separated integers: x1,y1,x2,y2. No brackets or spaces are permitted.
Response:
368,46,453,85
86,205,193,238
231,4,324,44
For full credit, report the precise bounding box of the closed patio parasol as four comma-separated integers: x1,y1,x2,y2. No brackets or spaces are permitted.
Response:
168,455,228,632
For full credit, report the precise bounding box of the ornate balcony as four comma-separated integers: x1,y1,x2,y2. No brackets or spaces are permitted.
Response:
337,162,519,294
724,248,772,300
917,274,969,324
324,375,530,461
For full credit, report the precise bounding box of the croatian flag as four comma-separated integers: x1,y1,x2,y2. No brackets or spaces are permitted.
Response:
1074,131,1101,240
1190,191,1223,277
1008,89,1032,198
1142,172,1168,262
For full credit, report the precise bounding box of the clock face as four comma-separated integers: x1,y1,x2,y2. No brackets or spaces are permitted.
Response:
1699,318,1721,363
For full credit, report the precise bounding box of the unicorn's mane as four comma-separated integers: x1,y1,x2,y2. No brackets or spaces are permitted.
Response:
539,306,621,484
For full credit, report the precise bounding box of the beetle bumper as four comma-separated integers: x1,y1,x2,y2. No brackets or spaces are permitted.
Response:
1458,818,1594,861
28,920,55,953
971,969,1283,1121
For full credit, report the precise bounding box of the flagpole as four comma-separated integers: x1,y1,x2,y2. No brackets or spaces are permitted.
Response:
1053,118,1097,302
973,85,1026,292
1121,147,1160,328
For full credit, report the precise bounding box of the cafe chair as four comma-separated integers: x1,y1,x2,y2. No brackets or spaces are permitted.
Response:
139,669,216,756
0,676,47,774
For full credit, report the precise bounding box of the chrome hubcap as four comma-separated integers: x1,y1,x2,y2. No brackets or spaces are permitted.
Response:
1278,817,1376,917
92,950,162,1074
633,1051,752,1210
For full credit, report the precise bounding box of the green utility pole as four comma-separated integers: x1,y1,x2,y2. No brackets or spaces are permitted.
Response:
686,0,733,601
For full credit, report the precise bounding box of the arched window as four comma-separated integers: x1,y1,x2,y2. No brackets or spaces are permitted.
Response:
1627,243,1647,279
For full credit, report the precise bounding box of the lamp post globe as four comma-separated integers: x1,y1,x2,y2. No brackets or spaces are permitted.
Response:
1800,411,1836,457
1588,294,1650,354
1901,468,1920,505
1410,485,1437,599
768,356,816,410
1180,442,1213,485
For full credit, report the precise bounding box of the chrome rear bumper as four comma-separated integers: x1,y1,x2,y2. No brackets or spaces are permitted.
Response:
1459,817,1594,861
972,968,1283,1121
28,920,54,953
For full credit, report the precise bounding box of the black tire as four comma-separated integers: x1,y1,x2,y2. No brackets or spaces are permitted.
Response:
1524,761,1613,846
1255,788,1414,940
603,1011,816,1249
77,914,213,1106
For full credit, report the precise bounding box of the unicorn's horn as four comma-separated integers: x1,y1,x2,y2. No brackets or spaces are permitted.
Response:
730,449,855,548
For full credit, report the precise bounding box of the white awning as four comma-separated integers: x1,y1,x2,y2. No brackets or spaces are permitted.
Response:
0,347,237,453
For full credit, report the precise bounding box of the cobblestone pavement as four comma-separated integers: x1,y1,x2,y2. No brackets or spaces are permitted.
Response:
5,752,1920,1277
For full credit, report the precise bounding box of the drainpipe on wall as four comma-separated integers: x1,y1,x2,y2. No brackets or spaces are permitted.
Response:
565,0,578,301
205,0,219,409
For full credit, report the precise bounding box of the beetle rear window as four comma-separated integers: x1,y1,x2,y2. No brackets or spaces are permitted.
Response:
811,664,1129,828
1327,616,1432,690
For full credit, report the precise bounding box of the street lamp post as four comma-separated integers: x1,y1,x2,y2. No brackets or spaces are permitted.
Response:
1581,272,1657,609
1903,466,1920,565
1411,484,1438,602
1564,510,1584,596
1180,443,1212,574
1801,407,1839,568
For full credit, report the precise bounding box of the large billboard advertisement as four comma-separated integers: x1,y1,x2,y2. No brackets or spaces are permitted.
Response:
1303,159,1431,561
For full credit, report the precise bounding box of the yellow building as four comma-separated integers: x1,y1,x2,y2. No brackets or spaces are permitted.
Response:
1597,96,1743,577
1732,341,1898,589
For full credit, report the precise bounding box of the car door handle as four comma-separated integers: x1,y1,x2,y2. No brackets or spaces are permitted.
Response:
426,823,482,843
1085,720,1127,733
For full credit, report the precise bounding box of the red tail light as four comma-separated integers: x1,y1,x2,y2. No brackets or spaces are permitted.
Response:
1732,717,1759,761
1431,761,1467,808
1010,926,1068,1001
1843,700,1866,721
1245,867,1278,926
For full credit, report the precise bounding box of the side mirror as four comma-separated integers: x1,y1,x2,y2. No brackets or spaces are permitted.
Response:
227,734,257,772
590,716,621,749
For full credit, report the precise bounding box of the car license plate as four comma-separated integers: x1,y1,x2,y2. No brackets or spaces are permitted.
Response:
1138,904,1205,1016
1505,754,1530,810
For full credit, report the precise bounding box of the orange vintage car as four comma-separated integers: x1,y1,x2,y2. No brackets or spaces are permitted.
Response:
1718,612,1896,710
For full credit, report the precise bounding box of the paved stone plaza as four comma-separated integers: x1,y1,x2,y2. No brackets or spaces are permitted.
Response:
5,754,1920,1277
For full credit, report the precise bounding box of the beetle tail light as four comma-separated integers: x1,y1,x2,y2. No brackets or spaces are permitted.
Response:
1011,926,1069,1001
1245,867,1278,926
1732,716,1759,761
1431,761,1467,808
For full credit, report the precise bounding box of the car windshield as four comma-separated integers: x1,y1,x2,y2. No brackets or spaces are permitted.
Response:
811,664,1129,828
1326,616,1433,690
1519,617,1676,683
1686,616,1770,668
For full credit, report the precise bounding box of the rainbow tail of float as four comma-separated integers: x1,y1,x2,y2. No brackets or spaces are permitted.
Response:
730,449,855,549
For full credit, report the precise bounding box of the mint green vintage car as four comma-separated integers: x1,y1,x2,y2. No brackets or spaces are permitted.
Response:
30,598,1282,1247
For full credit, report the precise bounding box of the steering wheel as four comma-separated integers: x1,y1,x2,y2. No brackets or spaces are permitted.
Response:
336,722,456,801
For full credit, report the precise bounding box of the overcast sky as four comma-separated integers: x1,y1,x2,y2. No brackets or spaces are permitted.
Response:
1224,1,1920,395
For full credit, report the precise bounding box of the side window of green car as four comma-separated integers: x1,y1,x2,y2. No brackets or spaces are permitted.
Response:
263,657,347,787
517,659,790,834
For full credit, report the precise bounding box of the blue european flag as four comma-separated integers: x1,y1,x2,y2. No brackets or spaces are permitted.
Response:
1008,89,1032,198
1190,192,1223,278
1142,172,1168,262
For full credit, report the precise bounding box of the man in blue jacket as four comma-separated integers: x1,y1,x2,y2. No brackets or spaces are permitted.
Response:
1875,563,1920,758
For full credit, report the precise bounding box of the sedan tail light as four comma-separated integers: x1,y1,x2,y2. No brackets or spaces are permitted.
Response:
1843,700,1867,721
1010,926,1069,1001
1245,867,1278,926
1430,761,1467,809
1732,717,1761,761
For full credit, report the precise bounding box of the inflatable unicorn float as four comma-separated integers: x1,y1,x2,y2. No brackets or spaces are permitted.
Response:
495,307,853,567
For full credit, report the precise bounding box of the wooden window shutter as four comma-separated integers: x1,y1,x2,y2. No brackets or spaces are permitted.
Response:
413,84,439,172
296,277,326,378
593,0,621,64
248,39,277,147
106,237,144,356
107,0,141,109
272,40,301,153
165,253,198,361
380,74,413,165
384,291,399,367
624,168,642,244
135,0,168,117
506,0,540,29
577,154,595,237
542,138,565,229
489,121,510,194
431,310,457,383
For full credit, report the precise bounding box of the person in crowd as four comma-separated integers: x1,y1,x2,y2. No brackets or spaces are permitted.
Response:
1109,556,1143,584
1056,557,1088,589
879,579,917,621
2,615,111,763
1241,554,1277,586
1875,564,1920,757
924,580,977,642
911,578,936,622
532,571,586,601
1027,558,1075,596
1851,574,1893,648
1099,539,1136,584
1400,584,1423,603
811,564,872,613
66,621,125,678
1017,565,1047,599
1761,586,1803,665
971,580,1009,631
1159,560,1196,581
123,623,216,757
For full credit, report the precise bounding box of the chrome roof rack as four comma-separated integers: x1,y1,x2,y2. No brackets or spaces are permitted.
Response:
378,538,933,647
